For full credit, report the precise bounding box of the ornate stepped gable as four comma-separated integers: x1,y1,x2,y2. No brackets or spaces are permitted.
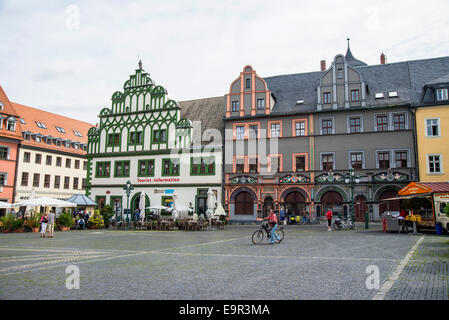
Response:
88,64,192,155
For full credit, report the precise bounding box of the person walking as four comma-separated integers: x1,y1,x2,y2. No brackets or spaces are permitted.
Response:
326,208,333,231
40,212,49,238
47,210,56,238
263,209,281,244
279,208,286,226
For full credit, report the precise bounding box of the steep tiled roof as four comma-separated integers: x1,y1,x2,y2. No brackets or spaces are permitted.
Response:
263,55,449,114
0,85,23,141
11,102,94,155
345,46,368,67
179,96,225,142
417,182,449,193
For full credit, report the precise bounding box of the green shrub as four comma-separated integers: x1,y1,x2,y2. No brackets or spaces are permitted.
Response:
444,204,449,218
27,213,42,228
12,218,24,230
0,214,15,231
88,210,104,229
100,205,114,228
57,211,74,227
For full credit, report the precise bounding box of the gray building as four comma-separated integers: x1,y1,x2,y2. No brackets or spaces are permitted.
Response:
223,45,449,223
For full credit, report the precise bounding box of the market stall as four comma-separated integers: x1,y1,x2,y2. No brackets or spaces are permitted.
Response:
382,182,449,233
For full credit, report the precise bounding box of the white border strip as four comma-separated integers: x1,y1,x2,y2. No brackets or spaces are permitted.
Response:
372,236,424,300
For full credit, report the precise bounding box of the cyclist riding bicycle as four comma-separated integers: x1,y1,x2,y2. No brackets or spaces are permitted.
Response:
262,209,281,244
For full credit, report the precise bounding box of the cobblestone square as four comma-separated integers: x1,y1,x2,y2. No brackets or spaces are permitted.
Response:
0,225,448,300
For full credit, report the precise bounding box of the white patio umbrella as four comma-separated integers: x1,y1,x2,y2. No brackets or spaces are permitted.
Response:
15,197,77,208
146,204,170,218
171,193,178,219
173,203,193,219
213,203,227,217
0,202,12,209
139,191,146,221
206,188,216,218
25,188,36,214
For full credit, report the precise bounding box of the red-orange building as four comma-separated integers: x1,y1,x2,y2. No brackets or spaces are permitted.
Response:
0,86,23,211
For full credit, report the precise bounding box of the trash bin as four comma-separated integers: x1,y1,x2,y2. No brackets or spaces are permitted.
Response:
435,223,443,235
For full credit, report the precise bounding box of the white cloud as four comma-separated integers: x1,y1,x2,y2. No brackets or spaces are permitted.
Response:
1,0,449,123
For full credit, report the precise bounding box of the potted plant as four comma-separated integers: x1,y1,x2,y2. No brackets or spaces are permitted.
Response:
100,205,114,228
28,213,42,232
0,214,14,233
87,210,104,229
12,218,24,232
57,211,74,231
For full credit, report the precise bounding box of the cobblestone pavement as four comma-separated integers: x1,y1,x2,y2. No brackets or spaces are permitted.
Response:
0,224,447,300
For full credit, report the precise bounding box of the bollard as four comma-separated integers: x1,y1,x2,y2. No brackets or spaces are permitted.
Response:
365,212,369,229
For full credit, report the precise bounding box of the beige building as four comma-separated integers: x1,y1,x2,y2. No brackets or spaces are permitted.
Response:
11,102,94,210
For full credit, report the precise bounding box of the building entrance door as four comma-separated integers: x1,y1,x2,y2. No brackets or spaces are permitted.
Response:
285,191,306,217
355,195,368,222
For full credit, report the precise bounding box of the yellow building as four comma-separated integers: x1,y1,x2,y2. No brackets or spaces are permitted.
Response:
416,78,449,181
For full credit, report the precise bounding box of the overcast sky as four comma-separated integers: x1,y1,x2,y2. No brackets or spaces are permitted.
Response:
1,0,449,124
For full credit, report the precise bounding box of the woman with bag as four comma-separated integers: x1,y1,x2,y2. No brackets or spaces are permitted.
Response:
40,213,49,238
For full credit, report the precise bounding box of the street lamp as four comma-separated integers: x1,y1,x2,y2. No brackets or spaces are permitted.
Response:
344,167,360,229
122,180,134,224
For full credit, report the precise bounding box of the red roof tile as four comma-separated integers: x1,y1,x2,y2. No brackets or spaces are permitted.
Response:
11,102,94,155
0,85,23,141
416,182,449,193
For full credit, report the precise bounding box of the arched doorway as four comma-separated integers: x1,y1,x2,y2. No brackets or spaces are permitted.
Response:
321,191,344,216
130,192,150,215
379,190,400,215
354,195,368,222
285,191,306,217
263,197,274,218
235,191,254,216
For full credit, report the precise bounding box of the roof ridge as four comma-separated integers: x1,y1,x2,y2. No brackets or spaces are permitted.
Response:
11,101,95,126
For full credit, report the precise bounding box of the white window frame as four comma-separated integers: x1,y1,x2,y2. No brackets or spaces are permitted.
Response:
427,154,443,175
236,126,245,140
348,151,365,170
425,118,440,137
0,146,10,160
375,150,392,169
391,112,409,131
392,149,411,169
7,117,16,132
374,113,389,132
320,117,335,135
0,172,7,186
320,152,336,171
436,88,448,101
347,115,363,134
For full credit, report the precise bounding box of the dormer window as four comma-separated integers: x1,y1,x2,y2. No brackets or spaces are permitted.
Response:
323,92,331,104
73,130,83,137
351,90,360,102
36,121,47,129
0,102,4,111
20,118,26,124
35,135,41,143
56,126,65,133
231,101,240,112
436,88,448,101
7,117,16,131
337,68,343,79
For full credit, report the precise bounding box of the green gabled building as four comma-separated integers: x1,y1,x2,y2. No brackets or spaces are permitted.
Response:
86,62,224,217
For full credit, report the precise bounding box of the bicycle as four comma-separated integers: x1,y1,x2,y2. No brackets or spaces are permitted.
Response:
252,222,284,245
332,218,354,231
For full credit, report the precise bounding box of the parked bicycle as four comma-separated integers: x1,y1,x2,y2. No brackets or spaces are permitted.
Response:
332,217,354,230
252,222,284,245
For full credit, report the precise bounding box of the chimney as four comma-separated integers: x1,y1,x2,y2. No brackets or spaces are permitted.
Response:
380,53,386,65
320,60,326,71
